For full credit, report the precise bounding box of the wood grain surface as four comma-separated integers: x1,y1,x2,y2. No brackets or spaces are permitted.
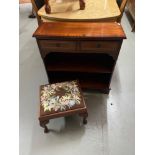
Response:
33,22,126,39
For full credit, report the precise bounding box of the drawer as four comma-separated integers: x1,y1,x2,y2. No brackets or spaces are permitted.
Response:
38,40,76,52
80,41,121,52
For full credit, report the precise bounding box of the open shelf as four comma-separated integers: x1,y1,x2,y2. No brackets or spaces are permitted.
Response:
47,71,110,91
44,53,114,74
79,79,109,90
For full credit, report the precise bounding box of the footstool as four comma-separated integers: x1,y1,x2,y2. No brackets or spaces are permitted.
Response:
39,80,88,133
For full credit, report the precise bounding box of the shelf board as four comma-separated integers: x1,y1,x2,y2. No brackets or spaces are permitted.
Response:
45,52,114,73
46,62,112,73
79,79,109,90
48,73,110,91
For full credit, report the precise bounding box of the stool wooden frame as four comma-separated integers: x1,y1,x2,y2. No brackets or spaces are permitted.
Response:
39,81,88,133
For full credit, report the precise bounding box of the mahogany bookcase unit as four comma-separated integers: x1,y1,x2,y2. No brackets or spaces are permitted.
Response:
33,22,126,94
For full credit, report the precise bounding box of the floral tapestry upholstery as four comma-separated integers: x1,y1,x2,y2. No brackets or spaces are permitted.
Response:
40,81,83,113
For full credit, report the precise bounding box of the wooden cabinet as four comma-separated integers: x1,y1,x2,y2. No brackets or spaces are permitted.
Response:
33,22,126,94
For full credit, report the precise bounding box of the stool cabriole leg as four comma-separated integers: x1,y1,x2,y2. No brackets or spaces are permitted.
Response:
79,111,88,125
40,120,49,133
83,116,87,124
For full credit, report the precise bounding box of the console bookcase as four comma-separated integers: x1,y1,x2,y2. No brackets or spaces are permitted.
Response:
33,22,126,94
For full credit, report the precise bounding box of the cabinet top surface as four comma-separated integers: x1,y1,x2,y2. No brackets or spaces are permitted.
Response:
38,0,120,22
33,22,126,39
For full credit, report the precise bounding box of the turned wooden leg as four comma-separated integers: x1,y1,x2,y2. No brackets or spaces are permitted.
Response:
40,120,49,133
79,111,88,124
131,23,135,32
79,0,85,10
44,0,51,14
29,7,36,18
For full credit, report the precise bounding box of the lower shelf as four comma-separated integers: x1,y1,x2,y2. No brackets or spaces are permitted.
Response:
47,71,111,93
44,52,114,73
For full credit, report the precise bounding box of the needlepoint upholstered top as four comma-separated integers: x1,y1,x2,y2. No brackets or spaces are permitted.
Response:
40,80,86,116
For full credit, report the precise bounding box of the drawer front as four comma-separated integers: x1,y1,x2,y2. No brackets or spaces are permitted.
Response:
80,41,121,52
39,40,76,52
